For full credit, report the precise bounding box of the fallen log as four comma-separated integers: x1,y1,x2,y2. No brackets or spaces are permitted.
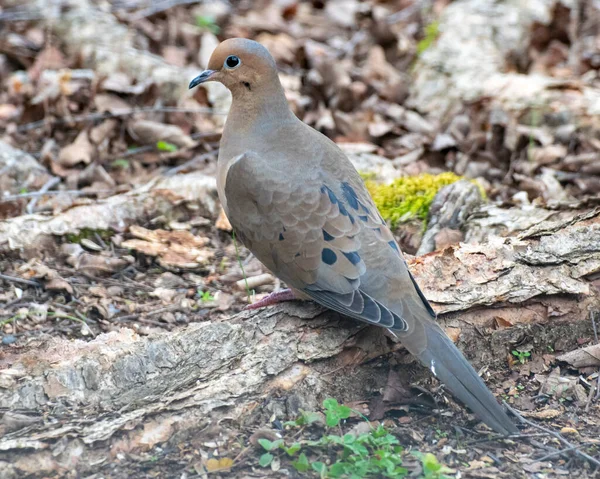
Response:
0,207,598,477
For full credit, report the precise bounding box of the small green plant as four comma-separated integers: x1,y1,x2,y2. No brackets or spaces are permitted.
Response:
416,21,440,56
284,409,323,428
257,398,451,478
156,141,178,152
65,228,113,244
413,452,454,479
110,158,130,169
512,350,531,364
0,313,24,328
195,15,220,34
322,398,352,427
197,290,215,303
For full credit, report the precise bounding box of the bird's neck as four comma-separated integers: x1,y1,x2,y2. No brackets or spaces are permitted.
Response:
224,83,296,138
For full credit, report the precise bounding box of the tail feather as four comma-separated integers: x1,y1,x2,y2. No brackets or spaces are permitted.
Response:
406,319,518,435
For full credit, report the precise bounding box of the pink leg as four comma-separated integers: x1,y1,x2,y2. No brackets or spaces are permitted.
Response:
245,288,297,310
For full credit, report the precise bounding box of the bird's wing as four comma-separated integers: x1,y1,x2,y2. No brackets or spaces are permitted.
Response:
224,152,415,331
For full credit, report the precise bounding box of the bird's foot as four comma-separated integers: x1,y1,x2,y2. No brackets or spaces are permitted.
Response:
245,288,297,310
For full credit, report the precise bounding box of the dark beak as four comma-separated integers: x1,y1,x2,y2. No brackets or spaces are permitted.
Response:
189,70,216,89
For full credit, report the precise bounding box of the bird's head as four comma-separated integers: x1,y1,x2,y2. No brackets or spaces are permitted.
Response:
189,38,279,95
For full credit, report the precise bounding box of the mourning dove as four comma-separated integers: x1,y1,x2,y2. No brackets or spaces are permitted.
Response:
190,38,518,435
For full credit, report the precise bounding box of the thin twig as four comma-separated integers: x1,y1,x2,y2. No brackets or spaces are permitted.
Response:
537,443,592,462
17,107,226,132
503,401,600,469
55,267,154,291
0,274,41,287
585,376,597,413
1,189,113,203
127,0,203,21
463,432,550,446
26,176,61,214
107,132,217,163
592,312,600,402
164,150,218,176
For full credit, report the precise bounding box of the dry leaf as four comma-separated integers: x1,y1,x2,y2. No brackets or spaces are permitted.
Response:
557,343,600,368
44,278,74,294
205,457,233,472
58,131,93,167
128,120,195,149
94,93,132,114
28,45,66,81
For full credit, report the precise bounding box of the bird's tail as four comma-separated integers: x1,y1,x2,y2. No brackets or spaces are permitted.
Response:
402,314,518,435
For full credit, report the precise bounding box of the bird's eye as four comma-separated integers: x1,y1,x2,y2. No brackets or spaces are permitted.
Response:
225,55,241,69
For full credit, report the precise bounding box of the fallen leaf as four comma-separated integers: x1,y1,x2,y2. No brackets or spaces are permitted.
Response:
205,457,233,472
557,343,600,368
94,93,132,114
58,131,93,167
45,278,74,294
28,45,66,81
128,120,195,149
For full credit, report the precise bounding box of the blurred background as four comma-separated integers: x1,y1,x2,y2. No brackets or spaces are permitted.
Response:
2,0,599,209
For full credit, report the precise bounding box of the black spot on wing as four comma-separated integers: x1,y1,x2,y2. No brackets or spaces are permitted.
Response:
321,184,356,224
338,203,349,216
322,248,337,265
279,233,284,241
321,185,338,204
343,251,361,265
323,230,334,241
388,241,400,256
341,182,359,210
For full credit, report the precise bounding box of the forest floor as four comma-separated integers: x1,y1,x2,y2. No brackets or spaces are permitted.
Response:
1,0,600,478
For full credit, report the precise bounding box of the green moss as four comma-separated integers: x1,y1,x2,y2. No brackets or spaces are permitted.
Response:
365,172,470,228
65,228,113,244
416,20,440,56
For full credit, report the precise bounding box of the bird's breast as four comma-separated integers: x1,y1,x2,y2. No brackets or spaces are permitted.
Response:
217,153,244,216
